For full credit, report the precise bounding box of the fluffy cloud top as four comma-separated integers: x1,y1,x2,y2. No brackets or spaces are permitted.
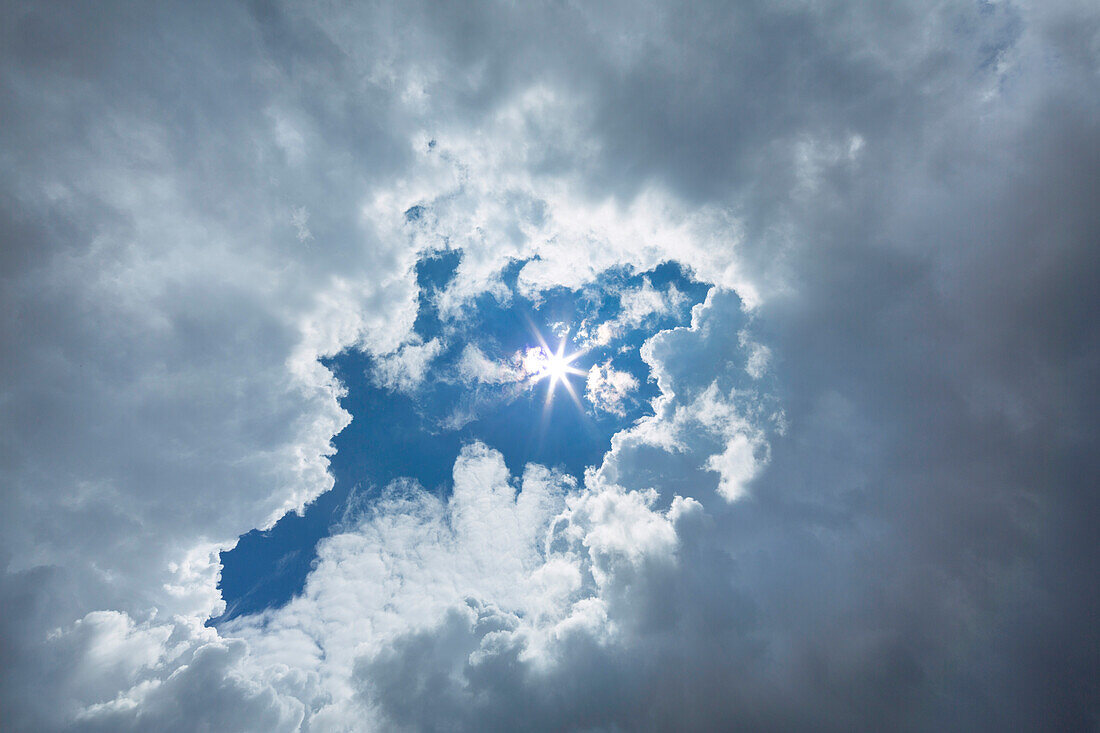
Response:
585,360,640,416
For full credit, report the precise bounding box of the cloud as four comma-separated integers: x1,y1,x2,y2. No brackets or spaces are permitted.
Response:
370,338,443,394
154,281,761,726
704,433,758,502
290,206,313,244
2,0,1098,730
739,330,771,379
581,279,690,347
593,288,778,504
584,360,639,416
221,285,770,727
455,344,524,385
221,442,697,726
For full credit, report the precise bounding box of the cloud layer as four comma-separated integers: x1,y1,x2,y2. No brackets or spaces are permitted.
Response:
2,0,1098,730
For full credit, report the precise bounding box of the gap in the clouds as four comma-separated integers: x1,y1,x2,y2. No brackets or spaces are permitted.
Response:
211,255,709,625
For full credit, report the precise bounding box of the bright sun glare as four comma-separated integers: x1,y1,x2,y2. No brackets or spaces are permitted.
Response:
523,336,586,407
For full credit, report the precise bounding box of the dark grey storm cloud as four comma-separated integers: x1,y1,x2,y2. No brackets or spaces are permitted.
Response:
1,0,1097,730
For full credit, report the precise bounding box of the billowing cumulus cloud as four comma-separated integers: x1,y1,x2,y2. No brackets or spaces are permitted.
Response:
2,0,1098,731
585,360,640,416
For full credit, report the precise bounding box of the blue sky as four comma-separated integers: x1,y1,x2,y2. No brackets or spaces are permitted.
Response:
217,259,710,621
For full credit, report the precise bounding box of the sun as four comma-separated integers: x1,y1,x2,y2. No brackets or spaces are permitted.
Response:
546,352,570,380
523,336,586,407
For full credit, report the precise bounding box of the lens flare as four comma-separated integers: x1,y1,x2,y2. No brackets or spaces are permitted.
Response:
523,335,586,408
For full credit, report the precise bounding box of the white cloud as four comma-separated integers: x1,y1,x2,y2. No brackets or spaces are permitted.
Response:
591,289,777,506
218,442,694,725
456,344,524,385
583,279,690,347
585,360,640,415
290,206,313,244
705,433,759,501
362,91,758,326
75,635,306,733
737,330,772,380
371,338,443,393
